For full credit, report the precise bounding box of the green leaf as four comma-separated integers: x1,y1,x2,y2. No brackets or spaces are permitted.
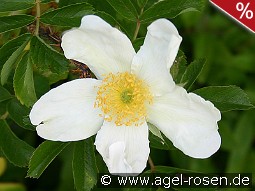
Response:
149,132,169,150
41,0,52,3
0,100,9,118
193,86,254,112
133,37,144,52
148,123,176,151
58,0,85,7
180,58,205,90
73,138,98,191
27,141,69,178
0,183,26,191
140,0,205,23
57,146,75,191
40,3,94,27
226,112,254,172
30,36,69,84
0,119,35,167
0,0,34,12
0,85,12,102
0,15,35,33
106,0,138,21
13,52,37,107
95,11,119,26
7,99,35,131
170,50,187,84
1,34,31,85
148,122,163,141
137,0,148,8
0,33,31,71
34,74,50,98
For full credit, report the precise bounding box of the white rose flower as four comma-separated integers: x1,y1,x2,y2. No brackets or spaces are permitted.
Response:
29,15,221,175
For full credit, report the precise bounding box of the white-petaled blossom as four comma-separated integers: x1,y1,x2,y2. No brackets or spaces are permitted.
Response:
29,15,221,175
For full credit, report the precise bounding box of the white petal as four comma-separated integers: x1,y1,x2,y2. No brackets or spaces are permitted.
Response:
147,86,221,158
108,142,133,175
131,19,182,96
94,121,150,175
61,15,135,79
29,79,104,142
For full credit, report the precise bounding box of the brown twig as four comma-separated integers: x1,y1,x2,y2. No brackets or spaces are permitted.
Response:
148,156,155,173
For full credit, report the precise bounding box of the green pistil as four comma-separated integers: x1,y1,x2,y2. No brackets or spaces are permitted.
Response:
120,90,133,104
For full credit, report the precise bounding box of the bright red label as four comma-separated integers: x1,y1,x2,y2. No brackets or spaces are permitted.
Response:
210,0,255,33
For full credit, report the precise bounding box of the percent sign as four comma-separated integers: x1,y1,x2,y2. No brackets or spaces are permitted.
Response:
236,2,254,19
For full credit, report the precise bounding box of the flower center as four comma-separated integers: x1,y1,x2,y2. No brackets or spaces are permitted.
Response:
95,72,153,126
120,89,133,104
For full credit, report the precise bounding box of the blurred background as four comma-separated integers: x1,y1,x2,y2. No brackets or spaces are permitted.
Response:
0,1,255,191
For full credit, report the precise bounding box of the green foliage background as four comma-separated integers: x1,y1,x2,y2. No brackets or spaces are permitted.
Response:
0,0,254,191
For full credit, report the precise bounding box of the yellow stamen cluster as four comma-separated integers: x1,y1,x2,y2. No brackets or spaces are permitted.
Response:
95,72,153,126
